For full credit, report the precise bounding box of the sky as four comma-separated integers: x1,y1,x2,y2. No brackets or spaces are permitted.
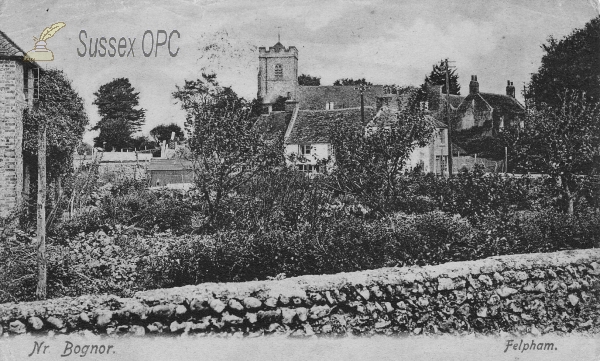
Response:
0,0,598,145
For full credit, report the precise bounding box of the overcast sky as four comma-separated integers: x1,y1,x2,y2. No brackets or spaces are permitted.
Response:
0,0,597,144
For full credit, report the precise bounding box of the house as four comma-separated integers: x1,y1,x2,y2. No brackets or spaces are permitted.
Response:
455,76,525,134
367,95,450,175
0,30,40,216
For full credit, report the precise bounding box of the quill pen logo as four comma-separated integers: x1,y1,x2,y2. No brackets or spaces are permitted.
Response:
24,22,66,62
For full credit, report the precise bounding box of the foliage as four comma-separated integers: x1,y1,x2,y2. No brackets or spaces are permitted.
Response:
172,73,283,229
92,78,146,150
328,96,435,214
422,60,461,95
501,91,600,213
298,73,321,86
129,135,156,151
149,123,185,143
527,16,600,107
453,126,507,160
22,68,89,182
333,78,373,86
271,95,288,111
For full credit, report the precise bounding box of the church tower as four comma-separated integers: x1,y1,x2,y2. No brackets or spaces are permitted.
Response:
258,40,298,105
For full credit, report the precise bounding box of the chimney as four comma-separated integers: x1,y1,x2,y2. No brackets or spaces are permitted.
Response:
469,75,479,95
506,80,515,98
285,100,298,112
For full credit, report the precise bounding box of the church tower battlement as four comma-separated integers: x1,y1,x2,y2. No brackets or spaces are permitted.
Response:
258,41,298,104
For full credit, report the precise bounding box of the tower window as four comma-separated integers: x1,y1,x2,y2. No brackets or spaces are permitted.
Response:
275,64,283,78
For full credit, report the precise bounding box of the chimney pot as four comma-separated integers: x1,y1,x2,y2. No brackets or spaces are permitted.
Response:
469,75,479,95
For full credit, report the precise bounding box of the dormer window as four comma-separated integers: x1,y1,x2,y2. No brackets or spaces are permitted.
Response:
275,64,283,78
325,102,334,110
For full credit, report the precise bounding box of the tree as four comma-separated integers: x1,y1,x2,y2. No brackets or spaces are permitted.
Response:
92,78,146,150
527,16,600,107
501,91,600,214
172,73,283,229
298,73,321,86
22,68,88,300
23,69,89,184
333,78,373,86
422,60,461,95
328,89,435,213
150,123,185,143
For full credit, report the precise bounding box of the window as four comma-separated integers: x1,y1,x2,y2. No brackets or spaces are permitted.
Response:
275,63,283,78
23,68,29,98
439,129,445,144
299,145,311,155
325,102,334,110
419,101,429,111
296,164,320,173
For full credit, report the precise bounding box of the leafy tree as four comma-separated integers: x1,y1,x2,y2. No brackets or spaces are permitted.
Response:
328,90,435,214
23,69,89,183
298,73,321,86
172,73,283,229
333,78,373,86
76,142,93,155
422,60,461,95
150,123,185,143
527,16,600,107
131,136,157,151
501,91,600,214
92,78,146,150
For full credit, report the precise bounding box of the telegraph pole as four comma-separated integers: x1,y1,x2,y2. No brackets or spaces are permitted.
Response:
35,97,47,300
354,83,371,124
444,58,454,177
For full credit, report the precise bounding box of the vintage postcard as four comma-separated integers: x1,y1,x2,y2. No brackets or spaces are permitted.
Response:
0,0,599,360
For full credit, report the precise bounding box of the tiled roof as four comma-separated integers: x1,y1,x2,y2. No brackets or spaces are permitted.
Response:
0,30,26,57
297,85,384,110
0,30,41,68
286,107,375,144
479,93,525,114
369,109,446,130
457,93,524,114
253,111,293,141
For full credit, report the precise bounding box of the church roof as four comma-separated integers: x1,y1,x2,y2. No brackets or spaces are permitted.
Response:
253,111,293,141
286,107,376,144
297,85,384,110
272,42,285,51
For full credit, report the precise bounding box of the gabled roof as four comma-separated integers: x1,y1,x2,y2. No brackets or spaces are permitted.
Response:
0,30,26,57
457,92,525,114
297,85,384,110
286,107,375,144
253,111,293,141
0,30,41,68
479,93,525,114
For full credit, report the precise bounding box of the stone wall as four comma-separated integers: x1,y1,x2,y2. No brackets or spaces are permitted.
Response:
1,249,599,337
0,59,26,217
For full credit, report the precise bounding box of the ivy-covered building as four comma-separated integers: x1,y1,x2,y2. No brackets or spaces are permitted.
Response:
0,30,39,216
